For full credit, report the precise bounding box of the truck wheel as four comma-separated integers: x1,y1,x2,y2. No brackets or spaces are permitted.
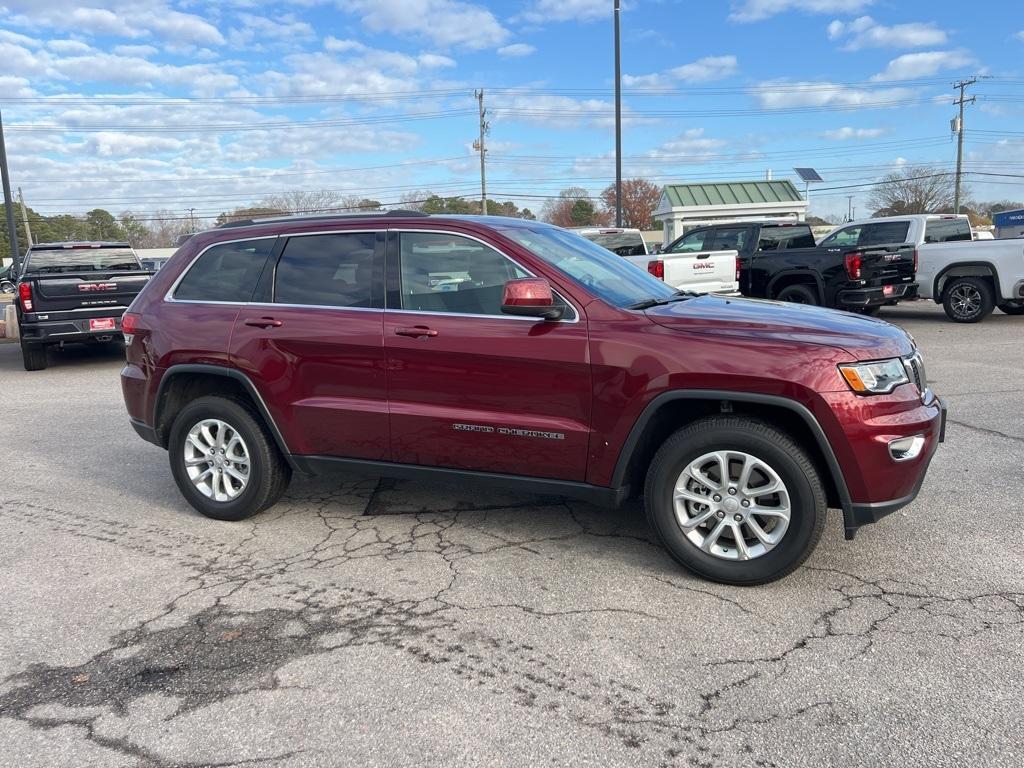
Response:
942,277,994,323
997,301,1024,316
168,395,291,521
643,416,826,586
776,284,818,306
21,341,48,371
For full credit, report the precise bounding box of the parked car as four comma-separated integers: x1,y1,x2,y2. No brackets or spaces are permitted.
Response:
819,214,972,250
0,264,15,293
573,227,648,256
915,238,1024,322
667,221,916,313
121,212,945,585
13,241,153,370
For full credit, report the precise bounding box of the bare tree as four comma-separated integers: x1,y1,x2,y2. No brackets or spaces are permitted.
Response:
866,166,958,216
259,190,343,214
137,209,199,248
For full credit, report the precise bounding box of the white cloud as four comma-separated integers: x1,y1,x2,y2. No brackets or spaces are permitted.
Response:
0,75,34,98
1,2,224,45
518,0,608,24
228,13,314,47
497,43,536,58
1014,30,1024,41
345,0,509,50
113,44,159,57
754,80,915,108
827,16,947,49
624,55,738,88
418,53,456,68
820,126,886,139
648,128,729,157
47,39,93,54
870,50,975,81
730,0,873,23
0,29,41,47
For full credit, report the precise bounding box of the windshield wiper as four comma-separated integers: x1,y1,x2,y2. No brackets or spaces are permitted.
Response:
627,290,698,310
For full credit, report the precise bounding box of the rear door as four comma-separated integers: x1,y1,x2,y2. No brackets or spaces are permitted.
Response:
383,228,591,481
658,226,744,293
229,230,389,460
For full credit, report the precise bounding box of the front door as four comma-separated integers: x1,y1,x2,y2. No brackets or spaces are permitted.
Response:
383,229,591,481
230,230,388,460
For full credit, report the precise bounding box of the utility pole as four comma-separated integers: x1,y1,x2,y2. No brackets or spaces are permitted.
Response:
18,187,32,247
613,0,623,227
473,89,488,215
846,195,854,222
0,106,19,264
188,207,196,233
952,78,976,214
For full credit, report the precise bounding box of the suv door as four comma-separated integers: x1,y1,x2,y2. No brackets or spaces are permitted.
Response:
666,228,708,253
229,230,388,459
384,229,591,481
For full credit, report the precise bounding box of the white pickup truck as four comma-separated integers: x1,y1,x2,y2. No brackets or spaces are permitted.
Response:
628,248,739,294
823,214,1024,322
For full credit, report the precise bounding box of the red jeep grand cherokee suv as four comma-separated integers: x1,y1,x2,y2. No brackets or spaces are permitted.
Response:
121,212,945,585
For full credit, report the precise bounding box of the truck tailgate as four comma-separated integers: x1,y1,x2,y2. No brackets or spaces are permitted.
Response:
28,272,152,313
859,244,916,288
630,250,738,293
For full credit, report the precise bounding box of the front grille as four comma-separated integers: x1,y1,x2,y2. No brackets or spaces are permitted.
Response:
904,351,927,394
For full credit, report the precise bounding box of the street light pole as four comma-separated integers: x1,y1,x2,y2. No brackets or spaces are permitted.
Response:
613,0,622,227
0,106,20,264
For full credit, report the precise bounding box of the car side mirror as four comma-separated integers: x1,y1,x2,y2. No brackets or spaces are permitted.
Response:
501,278,564,320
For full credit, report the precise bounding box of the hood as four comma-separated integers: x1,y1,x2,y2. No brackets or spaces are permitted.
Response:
645,294,914,360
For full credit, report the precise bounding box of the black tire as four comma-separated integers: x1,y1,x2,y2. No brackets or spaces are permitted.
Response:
775,284,819,306
21,341,47,371
997,301,1024,316
168,395,291,521
643,416,826,586
942,277,994,323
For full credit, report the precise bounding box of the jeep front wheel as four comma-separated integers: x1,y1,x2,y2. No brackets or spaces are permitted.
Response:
644,416,826,585
168,395,291,521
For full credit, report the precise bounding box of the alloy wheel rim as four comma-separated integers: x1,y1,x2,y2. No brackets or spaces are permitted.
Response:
184,419,250,502
673,450,791,561
950,285,981,317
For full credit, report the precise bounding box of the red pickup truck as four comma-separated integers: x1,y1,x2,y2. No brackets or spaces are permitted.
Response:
121,212,946,585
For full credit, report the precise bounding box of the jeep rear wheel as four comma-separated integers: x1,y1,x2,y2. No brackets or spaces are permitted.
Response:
644,416,826,585
168,395,290,521
775,284,819,306
942,277,994,323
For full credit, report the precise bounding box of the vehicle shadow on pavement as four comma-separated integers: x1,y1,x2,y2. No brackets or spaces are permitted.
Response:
0,340,127,372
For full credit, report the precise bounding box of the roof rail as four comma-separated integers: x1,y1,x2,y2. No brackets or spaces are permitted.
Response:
215,209,430,229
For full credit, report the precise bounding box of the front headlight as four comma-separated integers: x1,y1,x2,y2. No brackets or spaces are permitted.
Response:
838,358,909,394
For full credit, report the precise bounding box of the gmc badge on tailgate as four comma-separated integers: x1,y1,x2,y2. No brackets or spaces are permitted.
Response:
79,283,118,292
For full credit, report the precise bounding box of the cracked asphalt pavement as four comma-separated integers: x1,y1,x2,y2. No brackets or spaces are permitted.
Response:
1,301,1022,767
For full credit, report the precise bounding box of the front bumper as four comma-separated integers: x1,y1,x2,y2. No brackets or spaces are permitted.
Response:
837,282,918,308
843,395,946,539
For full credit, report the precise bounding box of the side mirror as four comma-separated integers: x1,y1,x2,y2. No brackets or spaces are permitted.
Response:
501,278,564,320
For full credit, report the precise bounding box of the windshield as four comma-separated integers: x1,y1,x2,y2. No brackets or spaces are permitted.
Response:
579,231,647,257
24,247,140,274
500,227,675,308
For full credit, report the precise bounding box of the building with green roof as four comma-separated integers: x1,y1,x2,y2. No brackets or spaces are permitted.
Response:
653,179,808,244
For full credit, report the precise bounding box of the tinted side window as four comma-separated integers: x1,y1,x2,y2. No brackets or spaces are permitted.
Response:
709,228,748,251
860,221,910,246
669,229,707,253
274,233,378,308
820,226,860,248
757,226,816,251
398,232,528,315
924,218,972,243
174,239,275,302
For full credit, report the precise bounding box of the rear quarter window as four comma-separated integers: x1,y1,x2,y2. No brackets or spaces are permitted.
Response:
860,221,911,246
174,238,276,303
924,218,972,243
757,226,816,250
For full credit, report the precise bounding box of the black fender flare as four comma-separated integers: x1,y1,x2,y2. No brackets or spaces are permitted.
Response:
155,363,294,466
611,389,855,530
933,261,1001,303
766,270,825,303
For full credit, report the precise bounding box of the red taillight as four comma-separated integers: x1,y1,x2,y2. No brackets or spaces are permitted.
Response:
18,281,33,312
735,255,741,282
845,252,862,280
647,260,664,280
121,312,140,334
912,248,918,273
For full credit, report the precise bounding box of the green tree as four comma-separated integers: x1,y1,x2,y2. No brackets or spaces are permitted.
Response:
84,209,126,240
119,212,150,246
570,198,597,226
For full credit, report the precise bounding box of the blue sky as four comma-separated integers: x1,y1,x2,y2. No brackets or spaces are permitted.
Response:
1,0,1022,225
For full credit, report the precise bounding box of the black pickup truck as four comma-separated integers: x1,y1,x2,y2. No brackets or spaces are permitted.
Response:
12,242,153,371
665,221,917,312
